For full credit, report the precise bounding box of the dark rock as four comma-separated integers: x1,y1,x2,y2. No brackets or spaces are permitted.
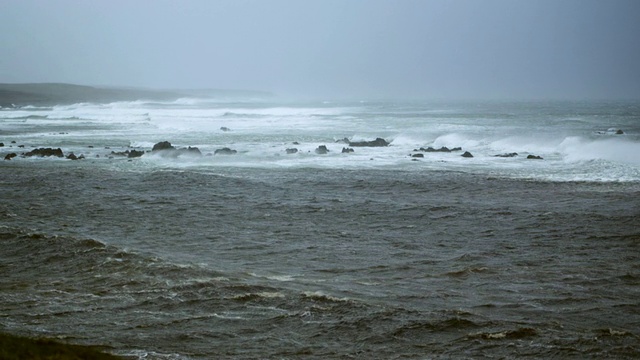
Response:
177,146,202,157
66,153,78,160
461,151,473,158
127,149,145,158
152,141,174,152
4,153,17,160
315,145,329,154
527,155,543,160
292,141,300,145
214,147,237,155
24,148,64,157
11,141,16,144
418,146,458,153
494,152,518,158
411,153,424,158
18,145,24,148
348,138,389,147
220,127,231,132
286,148,298,154
336,137,350,144
341,147,354,153
0,143,4,147
616,129,624,134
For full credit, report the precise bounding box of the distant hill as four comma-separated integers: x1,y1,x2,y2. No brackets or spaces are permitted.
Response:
0,83,272,107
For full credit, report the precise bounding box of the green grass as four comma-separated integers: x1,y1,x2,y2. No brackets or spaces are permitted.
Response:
0,332,125,360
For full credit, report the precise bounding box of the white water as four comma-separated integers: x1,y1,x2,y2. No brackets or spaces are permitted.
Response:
2,98,639,182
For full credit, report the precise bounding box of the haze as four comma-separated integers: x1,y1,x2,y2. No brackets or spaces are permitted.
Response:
1,0,639,100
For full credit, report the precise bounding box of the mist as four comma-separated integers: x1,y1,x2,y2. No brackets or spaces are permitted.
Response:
1,0,639,100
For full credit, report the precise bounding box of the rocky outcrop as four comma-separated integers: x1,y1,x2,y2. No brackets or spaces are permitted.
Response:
461,151,473,158
152,141,174,152
24,148,64,157
348,138,390,147
315,145,329,154
411,153,424,158
66,153,85,160
527,155,543,160
214,147,237,155
415,146,462,153
341,147,354,153
127,149,145,158
151,142,202,157
4,153,17,160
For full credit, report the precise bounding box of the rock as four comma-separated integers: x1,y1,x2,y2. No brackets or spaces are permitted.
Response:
616,129,624,135
127,149,145,158
341,147,354,153
286,148,298,154
411,153,424,158
315,145,329,154
152,141,174,152
348,138,389,147
494,152,518,158
4,153,17,160
527,155,543,160
66,153,78,160
336,137,350,144
24,148,64,157
292,141,300,145
220,127,231,132
0,143,4,147
214,147,237,155
417,146,461,153
461,151,473,158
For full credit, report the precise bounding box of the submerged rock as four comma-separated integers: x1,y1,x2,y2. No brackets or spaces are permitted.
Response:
315,145,329,154
494,152,518,158
214,147,237,155
527,155,543,160
411,153,424,158
24,148,64,157
348,138,389,147
286,148,298,154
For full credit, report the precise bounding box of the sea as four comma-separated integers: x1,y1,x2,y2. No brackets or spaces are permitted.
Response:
1,97,639,359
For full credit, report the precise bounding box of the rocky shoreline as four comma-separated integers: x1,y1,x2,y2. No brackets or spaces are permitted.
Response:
2,138,550,163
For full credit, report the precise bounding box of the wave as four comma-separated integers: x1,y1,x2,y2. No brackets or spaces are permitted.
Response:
560,136,640,166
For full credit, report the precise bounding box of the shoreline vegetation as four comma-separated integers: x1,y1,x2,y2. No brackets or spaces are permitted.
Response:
0,332,126,359
0,82,272,107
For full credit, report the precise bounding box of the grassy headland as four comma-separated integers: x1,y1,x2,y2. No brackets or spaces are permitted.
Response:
0,332,126,359
0,83,272,107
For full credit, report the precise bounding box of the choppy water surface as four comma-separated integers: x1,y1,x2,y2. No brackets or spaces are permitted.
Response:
1,99,640,358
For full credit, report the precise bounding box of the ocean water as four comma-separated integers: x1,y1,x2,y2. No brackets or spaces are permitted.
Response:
1,98,640,359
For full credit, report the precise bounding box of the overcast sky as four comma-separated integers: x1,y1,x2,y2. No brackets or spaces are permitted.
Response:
1,0,639,100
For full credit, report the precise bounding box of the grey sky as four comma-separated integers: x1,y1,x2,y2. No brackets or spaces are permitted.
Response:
1,0,639,99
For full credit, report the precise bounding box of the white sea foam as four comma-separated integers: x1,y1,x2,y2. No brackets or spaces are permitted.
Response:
3,99,639,182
